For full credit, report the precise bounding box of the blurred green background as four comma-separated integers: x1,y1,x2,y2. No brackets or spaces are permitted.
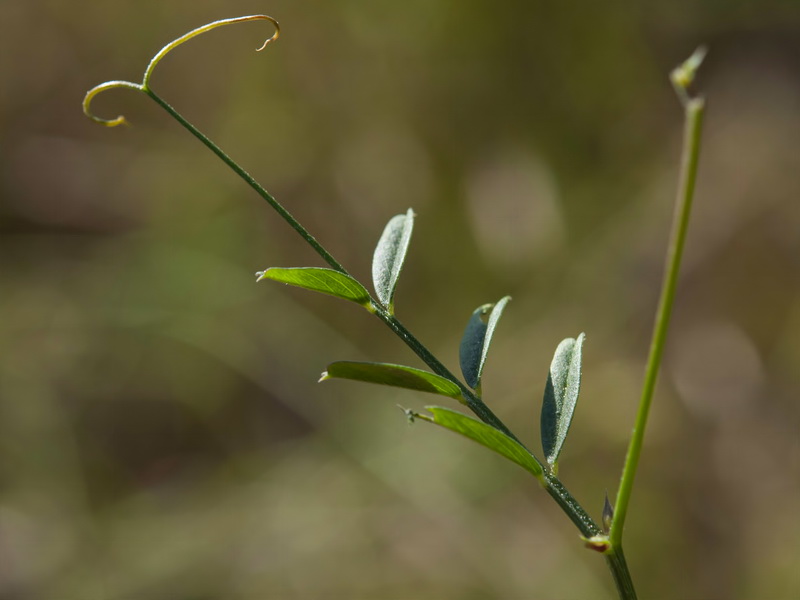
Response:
2,1,799,598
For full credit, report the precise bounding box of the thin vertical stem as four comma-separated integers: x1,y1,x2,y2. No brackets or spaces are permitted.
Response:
610,98,705,547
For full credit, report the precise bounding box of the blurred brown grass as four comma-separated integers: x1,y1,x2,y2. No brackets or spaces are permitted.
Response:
1,1,799,598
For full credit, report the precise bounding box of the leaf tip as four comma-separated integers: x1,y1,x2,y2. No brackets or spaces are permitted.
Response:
255,269,268,281
318,371,330,383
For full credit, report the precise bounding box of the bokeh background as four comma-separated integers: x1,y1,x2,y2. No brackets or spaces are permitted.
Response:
2,1,799,598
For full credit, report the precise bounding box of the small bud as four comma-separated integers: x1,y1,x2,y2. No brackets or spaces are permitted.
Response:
670,46,708,106
602,491,614,534
671,46,707,91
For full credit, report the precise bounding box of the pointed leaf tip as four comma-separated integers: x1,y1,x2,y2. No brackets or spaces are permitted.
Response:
540,332,585,466
258,267,372,308
322,361,463,400
372,209,415,313
459,296,511,391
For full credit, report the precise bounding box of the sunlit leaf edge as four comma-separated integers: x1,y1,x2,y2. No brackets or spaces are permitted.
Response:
371,208,415,312
479,295,511,383
540,333,585,466
321,361,463,399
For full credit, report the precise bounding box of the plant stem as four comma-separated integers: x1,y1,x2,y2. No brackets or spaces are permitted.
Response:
541,473,600,537
610,97,705,548
141,86,635,598
606,547,637,600
143,88,349,276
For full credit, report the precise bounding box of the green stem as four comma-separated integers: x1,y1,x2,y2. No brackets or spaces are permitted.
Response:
542,473,601,538
610,97,705,548
143,88,349,275
606,547,637,600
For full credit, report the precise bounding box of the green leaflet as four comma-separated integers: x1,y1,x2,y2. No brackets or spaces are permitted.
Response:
540,333,585,467
257,267,372,309
372,209,415,314
321,361,463,400
459,296,511,392
416,406,544,479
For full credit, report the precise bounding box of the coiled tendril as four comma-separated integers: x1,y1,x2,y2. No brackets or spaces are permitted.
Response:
83,15,280,127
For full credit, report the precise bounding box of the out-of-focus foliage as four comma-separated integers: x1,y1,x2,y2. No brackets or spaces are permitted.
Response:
1,1,799,598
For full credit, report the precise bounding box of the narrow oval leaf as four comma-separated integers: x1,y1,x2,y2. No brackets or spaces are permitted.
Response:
372,209,414,313
459,304,490,388
257,267,372,308
416,406,544,479
321,361,462,400
459,296,511,391
540,333,585,466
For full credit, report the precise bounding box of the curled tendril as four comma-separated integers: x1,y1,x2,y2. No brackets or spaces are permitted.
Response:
142,15,280,87
83,15,280,127
82,80,143,127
